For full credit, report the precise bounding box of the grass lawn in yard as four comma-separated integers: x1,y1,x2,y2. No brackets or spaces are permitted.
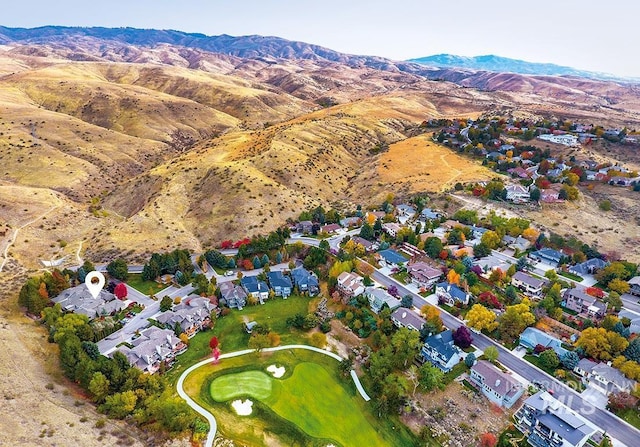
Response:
126,273,168,295
392,271,409,284
210,370,273,401
616,408,640,430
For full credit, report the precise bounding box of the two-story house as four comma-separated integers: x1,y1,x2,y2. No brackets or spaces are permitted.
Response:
511,271,545,297
267,271,293,298
435,282,471,306
407,262,442,289
290,267,319,296
116,326,185,374
628,276,640,296
563,288,607,318
470,360,524,408
156,296,214,337
218,281,247,309
513,391,599,447
420,330,463,372
529,248,565,266
390,308,426,331
240,276,270,304
336,272,365,300
574,360,637,396
365,287,401,314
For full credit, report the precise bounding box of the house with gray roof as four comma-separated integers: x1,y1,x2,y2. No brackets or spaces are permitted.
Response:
514,391,599,447
419,208,440,222
573,358,597,378
569,258,608,276
116,326,185,374
511,271,545,297
218,281,247,309
529,248,565,266
581,362,637,396
519,327,568,357
407,262,442,289
52,284,126,319
290,267,319,296
267,271,292,298
470,360,524,408
365,287,401,314
351,236,377,252
156,296,214,337
339,216,361,228
395,204,417,224
628,276,640,296
420,330,463,372
502,235,532,252
435,282,471,306
240,276,270,304
563,288,607,318
336,272,364,301
391,308,426,331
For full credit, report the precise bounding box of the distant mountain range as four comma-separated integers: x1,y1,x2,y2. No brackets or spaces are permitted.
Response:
408,54,637,83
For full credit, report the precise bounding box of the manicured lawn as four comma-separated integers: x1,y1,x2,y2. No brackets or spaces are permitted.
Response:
392,271,409,284
126,273,168,295
210,370,273,401
558,271,583,282
616,408,640,430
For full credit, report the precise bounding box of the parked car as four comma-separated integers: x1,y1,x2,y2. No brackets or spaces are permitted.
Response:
224,270,235,277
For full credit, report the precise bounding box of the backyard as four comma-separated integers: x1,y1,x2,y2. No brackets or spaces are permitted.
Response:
126,273,168,295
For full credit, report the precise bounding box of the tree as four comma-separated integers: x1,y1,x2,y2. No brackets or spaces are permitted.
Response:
424,237,443,259
608,278,630,295
561,351,580,370
106,259,128,281
624,337,640,363
539,349,560,370
473,242,491,258
248,333,270,351
447,269,461,285
608,391,638,411
113,282,128,300
359,223,374,241
261,254,270,267
606,291,623,312
453,326,473,349
418,363,445,392
101,390,138,419
480,432,498,447
465,352,476,367
466,304,498,332
481,230,501,250
160,296,173,312
391,328,421,368
401,294,413,308
484,346,499,362
252,256,261,269
88,371,110,403
576,327,629,361
499,300,536,341
529,187,541,202
309,332,327,348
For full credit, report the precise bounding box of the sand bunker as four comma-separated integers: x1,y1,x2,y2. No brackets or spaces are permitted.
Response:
231,399,253,416
267,364,285,378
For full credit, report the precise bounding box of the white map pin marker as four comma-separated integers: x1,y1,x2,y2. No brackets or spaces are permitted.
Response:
85,271,105,299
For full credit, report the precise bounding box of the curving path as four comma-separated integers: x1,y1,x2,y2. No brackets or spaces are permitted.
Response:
176,344,370,447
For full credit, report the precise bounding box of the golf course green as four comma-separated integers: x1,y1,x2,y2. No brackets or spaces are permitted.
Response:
209,362,386,446
210,370,273,401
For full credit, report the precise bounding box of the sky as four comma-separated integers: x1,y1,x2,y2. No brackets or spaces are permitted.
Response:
2,0,639,78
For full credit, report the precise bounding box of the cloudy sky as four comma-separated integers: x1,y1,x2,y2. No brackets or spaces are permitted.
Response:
2,0,638,77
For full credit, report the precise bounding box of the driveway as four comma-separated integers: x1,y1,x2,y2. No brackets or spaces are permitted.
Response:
581,386,608,409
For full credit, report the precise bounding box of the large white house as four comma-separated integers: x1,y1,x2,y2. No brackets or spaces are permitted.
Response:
538,134,579,146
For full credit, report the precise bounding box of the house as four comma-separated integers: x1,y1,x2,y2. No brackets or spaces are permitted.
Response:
340,216,361,228
505,184,530,202
519,327,568,357
320,223,341,234
267,271,293,298
502,235,531,252
473,254,511,277
395,204,417,222
512,271,545,297
391,308,426,331
382,222,402,237
52,284,126,319
218,282,247,309
563,288,607,318
351,236,377,252
296,220,314,234
529,248,565,266
540,188,563,203
507,167,532,179
407,262,442,289
240,276,270,304
336,271,365,300
628,276,640,296
398,242,426,259
116,326,185,374
573,358,598,378
538,133,579,146
377,249,408,267
365,287,401,314
513,391,599,447
584,363,638,395
568,258,608,276
470,225,489,239
290,267,319,296
420,330,463,372
419,208,440,222
470,360,524,408
156,296,214,337
435,282,471,306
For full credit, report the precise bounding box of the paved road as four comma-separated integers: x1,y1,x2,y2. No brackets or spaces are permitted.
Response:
621,294,640,314
176,344,369,447
370,268,638,446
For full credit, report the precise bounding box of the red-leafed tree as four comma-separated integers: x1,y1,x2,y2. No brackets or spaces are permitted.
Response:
233,238,251,249
114,283,128,300
241,259,254,271
586,287,605,298
220,240,233,249
453,326,473,349
209,336,219,350
480,432,497,447
478,291,503,309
